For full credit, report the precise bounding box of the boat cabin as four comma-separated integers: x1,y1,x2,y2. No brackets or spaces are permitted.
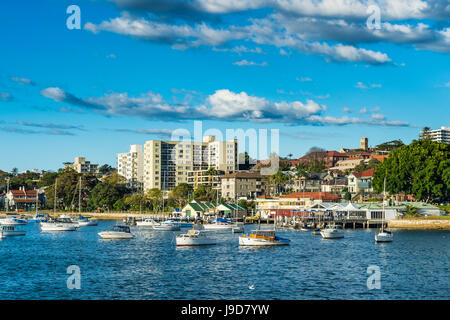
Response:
112,225,131,233
249,230,276,241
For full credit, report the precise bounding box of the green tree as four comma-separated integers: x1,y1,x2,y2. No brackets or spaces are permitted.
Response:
37,171,58,188
375,140,405,151
373,140,450,203
169,183,193,208
146,188,163,212
193,184,217,201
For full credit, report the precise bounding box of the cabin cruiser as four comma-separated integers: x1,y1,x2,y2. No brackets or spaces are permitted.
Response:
161,220,192,228
0,217,28,225
136,218,160,228
176,229,216,246
98,225,134,239
0,225,26,237
203,218,234,230
320,225,344,239
239,230,290,246
152,223,181,231
40,216,78,232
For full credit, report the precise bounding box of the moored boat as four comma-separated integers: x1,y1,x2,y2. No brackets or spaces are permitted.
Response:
41,217,78,232
375,178,394,243
152,223,180,231
0,225,26,237
0,217,28,226
98,225,134,239
239,230,290,246
136,218,160,228
320,225,344,239
176,229,216,246
232,223,244,233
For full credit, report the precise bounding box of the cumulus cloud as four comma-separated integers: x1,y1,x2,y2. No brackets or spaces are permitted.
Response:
40,86,410,127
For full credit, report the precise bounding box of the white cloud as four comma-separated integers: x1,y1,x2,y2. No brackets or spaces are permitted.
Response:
233,59,267,66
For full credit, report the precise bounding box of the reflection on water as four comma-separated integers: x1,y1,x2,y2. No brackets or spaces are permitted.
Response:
0,220,448,300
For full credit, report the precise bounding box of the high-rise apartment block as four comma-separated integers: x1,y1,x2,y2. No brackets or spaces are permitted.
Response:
143,136,238,191
117,145,144,189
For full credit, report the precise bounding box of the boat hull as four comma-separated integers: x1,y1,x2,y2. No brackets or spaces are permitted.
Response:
175,237,216,246
375,232,393,242
0,219,27,226
77,219,98,226
98,231,134,239
320,230,344,239
239,236,290,246
40,222,77,232
152,225,181,231
2,230,26,237
203,224,233,230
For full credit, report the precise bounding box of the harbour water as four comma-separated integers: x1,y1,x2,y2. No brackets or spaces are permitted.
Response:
0,221,448,300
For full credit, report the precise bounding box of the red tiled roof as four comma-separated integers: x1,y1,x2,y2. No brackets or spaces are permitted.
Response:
280,192,340,201
353,168,375,178
10,190,37,197
257,195,275,199
13,199,41,203
0,170,7,176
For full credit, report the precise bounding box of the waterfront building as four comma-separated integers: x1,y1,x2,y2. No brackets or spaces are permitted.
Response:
347,168,375,194
143,135,238,191
64,157,99,174
256,192,340,219
420,126,450,144
5,187,44,211
117,144,144,189
181,200,246,219
221,171,265,200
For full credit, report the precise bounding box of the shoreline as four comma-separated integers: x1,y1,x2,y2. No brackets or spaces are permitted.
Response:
388,219,450,230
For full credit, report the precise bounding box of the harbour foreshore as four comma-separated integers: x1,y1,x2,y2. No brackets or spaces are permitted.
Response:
388,218,450,230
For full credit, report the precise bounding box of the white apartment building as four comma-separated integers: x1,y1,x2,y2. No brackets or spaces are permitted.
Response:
117,145,144,189
420,126,450,144
143,136,238,191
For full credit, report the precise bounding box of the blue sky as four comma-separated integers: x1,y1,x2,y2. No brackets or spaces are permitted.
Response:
0,0,449,172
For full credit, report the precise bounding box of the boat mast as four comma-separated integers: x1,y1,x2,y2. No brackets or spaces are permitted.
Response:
382,177,386,232
5,177,9,214
78,176,82,217
53,178,58,216
35,188,39,216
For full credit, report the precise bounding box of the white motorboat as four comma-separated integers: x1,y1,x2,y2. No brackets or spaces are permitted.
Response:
0,225,26,237
232,223,244,233
136,219,160,228
203,219,234,230
176,229,216,246
239,230,290,246
375,178,394,243
320,225,344,239
77,218,99,226
162,220,192,228
41,217,78,232
152,223,180,231
0,217,28,226
98,225,134,239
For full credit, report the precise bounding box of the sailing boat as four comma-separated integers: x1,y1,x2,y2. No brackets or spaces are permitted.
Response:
29,189,49,222
375,178,393,243
40,178,77,231
75,177,98,226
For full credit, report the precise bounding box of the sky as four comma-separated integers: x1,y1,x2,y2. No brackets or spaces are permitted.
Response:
0,0,449,172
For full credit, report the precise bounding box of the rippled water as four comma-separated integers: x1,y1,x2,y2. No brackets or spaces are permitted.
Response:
0,220,448,300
